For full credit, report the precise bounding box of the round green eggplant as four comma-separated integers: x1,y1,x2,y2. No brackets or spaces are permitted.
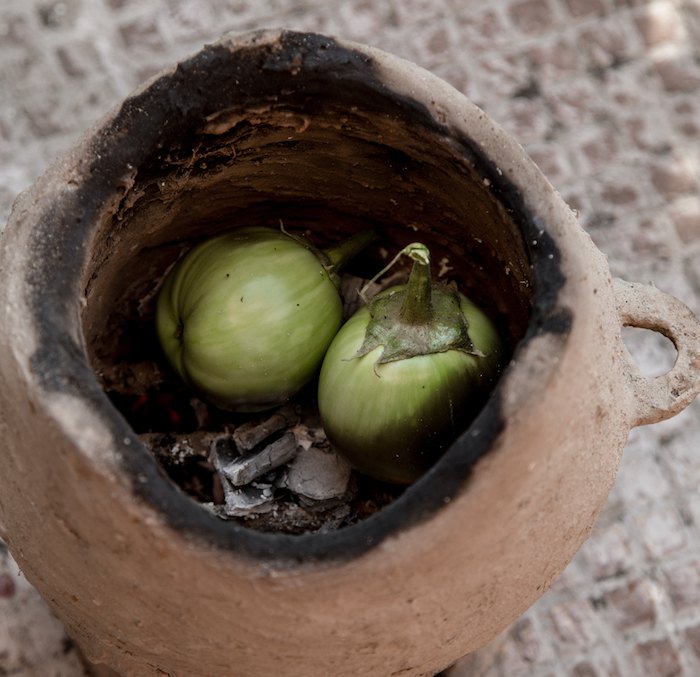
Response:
317,287,503,484
156,226,343,412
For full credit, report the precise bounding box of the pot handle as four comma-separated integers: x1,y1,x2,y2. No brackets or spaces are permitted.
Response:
614,277,700,427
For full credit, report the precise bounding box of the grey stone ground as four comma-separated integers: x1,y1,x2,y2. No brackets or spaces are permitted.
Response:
2,0,700,675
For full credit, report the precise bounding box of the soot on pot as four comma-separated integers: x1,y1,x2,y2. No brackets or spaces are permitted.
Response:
77,50,533,533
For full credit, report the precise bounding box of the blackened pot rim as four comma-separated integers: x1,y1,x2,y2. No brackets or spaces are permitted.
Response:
21,29,570,566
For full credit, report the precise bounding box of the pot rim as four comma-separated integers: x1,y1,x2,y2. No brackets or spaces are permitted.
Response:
12,28,571,566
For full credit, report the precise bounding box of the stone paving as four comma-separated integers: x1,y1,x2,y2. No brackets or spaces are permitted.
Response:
2,0,700,675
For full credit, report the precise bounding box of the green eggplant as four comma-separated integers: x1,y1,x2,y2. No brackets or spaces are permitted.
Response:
156,225,376,412
318,243,504,484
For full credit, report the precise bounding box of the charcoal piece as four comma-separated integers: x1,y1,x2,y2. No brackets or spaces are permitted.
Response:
210,435,238,464
232,406,298,451
285,446,352,501
223,484,276,517
222,432,299,486
211,445,277,517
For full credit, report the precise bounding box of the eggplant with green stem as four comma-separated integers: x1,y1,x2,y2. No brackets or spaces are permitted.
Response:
318,242,504,484
156,225,377,412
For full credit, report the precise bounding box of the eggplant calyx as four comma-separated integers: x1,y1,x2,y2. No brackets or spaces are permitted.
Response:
352,242,486,372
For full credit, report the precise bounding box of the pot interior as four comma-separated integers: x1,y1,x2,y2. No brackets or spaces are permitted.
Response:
77,33,537,538
83,113,534,350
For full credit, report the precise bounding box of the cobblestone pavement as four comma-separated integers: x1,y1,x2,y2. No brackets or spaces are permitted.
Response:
2,0,700,675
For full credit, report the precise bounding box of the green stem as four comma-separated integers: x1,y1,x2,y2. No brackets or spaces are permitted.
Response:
323,226,380,280
399,244,433,326
280,221,380,289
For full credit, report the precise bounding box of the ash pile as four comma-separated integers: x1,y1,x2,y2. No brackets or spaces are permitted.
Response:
140,400,404,535
213,405,355,528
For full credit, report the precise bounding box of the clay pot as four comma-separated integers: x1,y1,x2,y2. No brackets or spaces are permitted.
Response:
0,29,698,677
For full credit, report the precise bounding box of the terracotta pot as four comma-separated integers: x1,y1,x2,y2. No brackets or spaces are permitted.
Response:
0,29,699,677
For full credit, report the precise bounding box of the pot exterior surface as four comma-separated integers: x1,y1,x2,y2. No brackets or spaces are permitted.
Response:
0,30,698,677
